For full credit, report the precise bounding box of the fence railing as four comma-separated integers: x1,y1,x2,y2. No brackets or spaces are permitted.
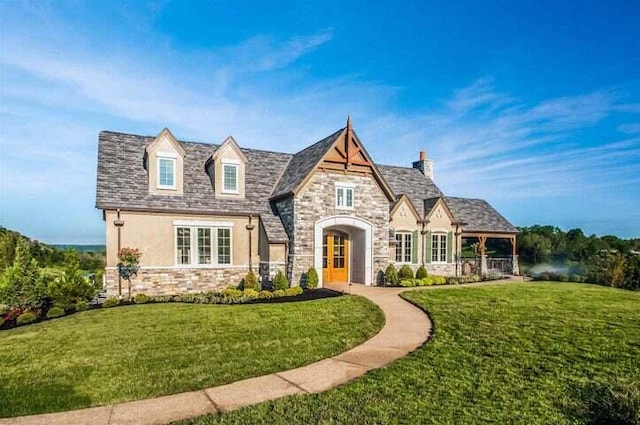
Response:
460,257,513,277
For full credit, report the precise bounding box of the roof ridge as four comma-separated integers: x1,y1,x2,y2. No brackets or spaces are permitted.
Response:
99,130,294,156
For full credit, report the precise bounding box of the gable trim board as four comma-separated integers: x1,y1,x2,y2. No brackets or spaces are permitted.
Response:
96,119,518,296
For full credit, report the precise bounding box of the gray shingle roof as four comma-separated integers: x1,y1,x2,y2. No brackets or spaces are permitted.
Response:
96,129,517,242
95,131,292,242
377,165,443,216
270,128,344,198
445,197,518,234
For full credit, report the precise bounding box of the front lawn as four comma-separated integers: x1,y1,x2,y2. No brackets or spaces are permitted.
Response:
180,282,640,424
0,295,384,417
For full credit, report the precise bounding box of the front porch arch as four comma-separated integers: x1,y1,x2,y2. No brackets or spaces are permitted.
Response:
314,216,374,287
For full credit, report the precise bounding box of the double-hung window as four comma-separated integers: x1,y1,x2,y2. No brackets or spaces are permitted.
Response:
157,153,176,189
175,223,233,266
222,161,239,193
335,184,354,209
395,232,413,263
431,233,447,263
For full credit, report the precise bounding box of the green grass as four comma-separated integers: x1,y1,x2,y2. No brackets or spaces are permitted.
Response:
179,282,640,425
0,295,384,418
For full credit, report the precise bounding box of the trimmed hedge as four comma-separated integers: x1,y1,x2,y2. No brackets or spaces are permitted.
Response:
273,270,289,291
306,268,319,289
416,265,428,279
398,265,414,280
396,275,484,287
384,264,399,286
46,307,66,318
16,312,37,325
286,286,303,296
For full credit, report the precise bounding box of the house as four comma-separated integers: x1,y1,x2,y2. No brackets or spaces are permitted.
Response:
95,118,519,296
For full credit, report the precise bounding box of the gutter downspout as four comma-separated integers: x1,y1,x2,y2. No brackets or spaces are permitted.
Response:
246,215,255,272
113,209,125,297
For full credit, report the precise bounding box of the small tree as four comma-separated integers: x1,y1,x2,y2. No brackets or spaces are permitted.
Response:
398,265,414,280
306,267,318,289
0,239,48,312
117,247,141,299
273,270,289,291
384,264,399,286
46,250,100,310
242,270,259,291
416,265,428,279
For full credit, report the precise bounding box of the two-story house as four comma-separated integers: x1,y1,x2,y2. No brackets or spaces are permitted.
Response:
96,118,518,296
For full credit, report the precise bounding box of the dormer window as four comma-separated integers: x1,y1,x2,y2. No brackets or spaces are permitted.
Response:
157,153,177,189
222,160,239,193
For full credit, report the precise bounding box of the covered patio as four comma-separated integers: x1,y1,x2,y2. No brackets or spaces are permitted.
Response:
460,232,519,277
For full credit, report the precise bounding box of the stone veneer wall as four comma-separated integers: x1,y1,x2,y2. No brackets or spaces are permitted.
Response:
272,197,295,282
291,171,390,286
105,267,248,297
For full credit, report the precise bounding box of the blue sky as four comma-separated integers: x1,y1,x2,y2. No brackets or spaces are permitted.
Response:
1,0,639,243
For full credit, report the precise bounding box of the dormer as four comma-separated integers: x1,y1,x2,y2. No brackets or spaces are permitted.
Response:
205,136,247,199
144,128,185,196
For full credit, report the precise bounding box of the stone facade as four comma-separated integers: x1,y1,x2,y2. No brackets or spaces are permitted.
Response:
289,170,390,286
105,267,249,297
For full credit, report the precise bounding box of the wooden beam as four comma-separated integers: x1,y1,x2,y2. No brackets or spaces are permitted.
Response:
478,235,487,255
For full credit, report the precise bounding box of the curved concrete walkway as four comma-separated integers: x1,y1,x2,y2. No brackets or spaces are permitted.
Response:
2,280,519,425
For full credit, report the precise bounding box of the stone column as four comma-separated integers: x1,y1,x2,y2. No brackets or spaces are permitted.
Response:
511,255,520,276
479,255,488,277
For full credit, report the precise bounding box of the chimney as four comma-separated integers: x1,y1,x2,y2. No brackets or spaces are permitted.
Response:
412,150,434,180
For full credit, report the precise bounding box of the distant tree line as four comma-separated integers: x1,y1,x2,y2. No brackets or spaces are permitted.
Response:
0,226,105,273
516,225,639,290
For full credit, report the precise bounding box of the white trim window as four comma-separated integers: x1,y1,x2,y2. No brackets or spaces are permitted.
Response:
431,233,447,263
174,224,233,266
335,185,354,209
157,155,176,189
222,162,239,193
395,232,412,263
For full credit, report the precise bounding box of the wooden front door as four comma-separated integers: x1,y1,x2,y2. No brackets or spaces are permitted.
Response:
323,232,349,283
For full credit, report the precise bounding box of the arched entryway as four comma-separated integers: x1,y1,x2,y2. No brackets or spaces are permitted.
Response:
314,216,373,287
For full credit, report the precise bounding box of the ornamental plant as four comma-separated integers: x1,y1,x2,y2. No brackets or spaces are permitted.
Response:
398,265,414,280
242,270,259,291
306,267,319,289
416,265,428,279
117,247,142,267
273,270,289,291
384,263,399,286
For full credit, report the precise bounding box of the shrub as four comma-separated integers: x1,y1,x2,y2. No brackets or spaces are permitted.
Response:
0,239,49,311
258,290,274,299
103,297,120,308
0,304,8,315
286,286,303,296
242,271,260,291
399,279,418,287
384,264,399,286
306,268,319,289
16,311,37,325
582,380,640,425
134,293,150,304
0,318,4,327
398,265,414,280
273,289,286,298
433,275,447,285
243,289,259,300
273,270,289,291
75,300,90,311
45,251,100,309
415,265,428,279
47,306,65,318
221,288,243,299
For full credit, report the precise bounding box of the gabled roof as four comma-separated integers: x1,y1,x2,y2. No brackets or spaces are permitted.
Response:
208,136,247,165
423,196,456,224
270,128,344,198
96,131,292,242
377,165,443,217
445,197,518,234
390,194,421,221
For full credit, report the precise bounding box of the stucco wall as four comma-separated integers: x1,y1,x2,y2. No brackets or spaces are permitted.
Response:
104,210,258,268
